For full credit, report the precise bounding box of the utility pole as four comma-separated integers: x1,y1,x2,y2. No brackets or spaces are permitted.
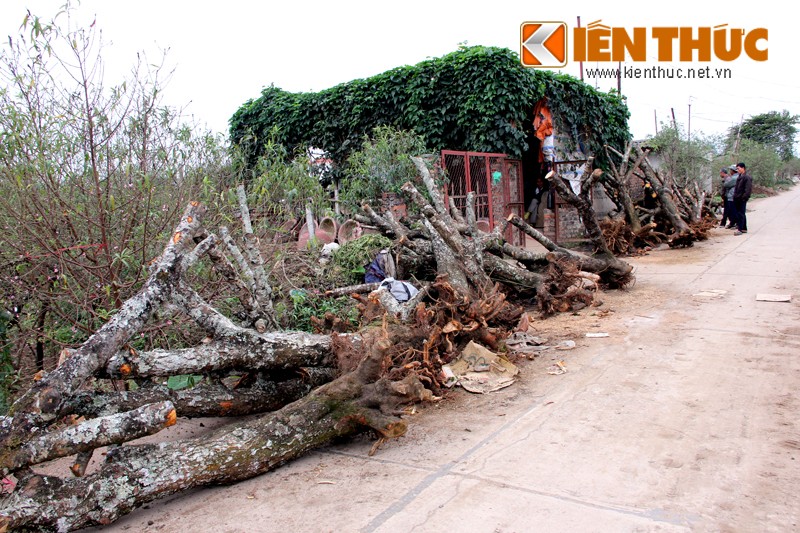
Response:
734,115,744,156
617,61,622,94
577,16,584,82
688,102,691,144
671,108,676,129
654,110,658,134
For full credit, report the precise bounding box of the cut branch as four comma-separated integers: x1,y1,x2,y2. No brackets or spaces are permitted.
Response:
66,370,337,419
105,332,334,378
0,401,176,473
0,339,432,532
237,184,277,327
194,228,262,328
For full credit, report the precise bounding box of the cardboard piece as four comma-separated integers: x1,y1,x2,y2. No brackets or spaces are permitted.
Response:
444,341,518,394
755,294,791,302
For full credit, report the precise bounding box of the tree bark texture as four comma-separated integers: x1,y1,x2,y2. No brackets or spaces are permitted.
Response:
66,370,337,419
0,338,431,532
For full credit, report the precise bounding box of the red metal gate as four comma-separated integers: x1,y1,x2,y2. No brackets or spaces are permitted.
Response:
441,150,524,245
441,150,499,222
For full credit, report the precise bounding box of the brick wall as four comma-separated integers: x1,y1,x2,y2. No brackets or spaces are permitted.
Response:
556,204,586,240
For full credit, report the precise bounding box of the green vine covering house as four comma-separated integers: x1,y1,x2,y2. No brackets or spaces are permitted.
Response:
230,45,630,172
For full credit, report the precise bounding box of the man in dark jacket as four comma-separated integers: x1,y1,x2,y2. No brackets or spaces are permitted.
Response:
732,162,752,235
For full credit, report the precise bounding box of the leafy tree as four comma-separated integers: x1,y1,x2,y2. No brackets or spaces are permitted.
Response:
721,139,782,188
0,5,230,378
340,126,428,214
645,124,716,188
729,110,798,161
239,136,330,227
779,157,800,182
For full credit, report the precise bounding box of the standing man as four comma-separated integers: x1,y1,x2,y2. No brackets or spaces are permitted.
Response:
722,165,739,228
525,176,549,227
719,168,733,227
732,162,752,235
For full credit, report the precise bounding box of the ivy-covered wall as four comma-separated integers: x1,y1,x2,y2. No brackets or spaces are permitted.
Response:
229,46,630,170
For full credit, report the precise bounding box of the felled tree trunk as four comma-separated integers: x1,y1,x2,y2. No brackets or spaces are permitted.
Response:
506,214,630,283
598,143,711,250
544,160,633,284
403,157,492,294
0,195,450,531
2,182,532,531
633,147,694,243
0,337,432,531
0,199,348,530
353,156,634,307
65,369,336,419
1,203,209,449
603,142,650,234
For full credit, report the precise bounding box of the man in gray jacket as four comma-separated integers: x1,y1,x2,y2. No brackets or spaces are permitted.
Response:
720,167,738,228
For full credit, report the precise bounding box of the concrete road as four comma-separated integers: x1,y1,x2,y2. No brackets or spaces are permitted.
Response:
94,185,800,533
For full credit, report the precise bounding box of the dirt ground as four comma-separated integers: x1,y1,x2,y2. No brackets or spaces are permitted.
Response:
74,186,799,532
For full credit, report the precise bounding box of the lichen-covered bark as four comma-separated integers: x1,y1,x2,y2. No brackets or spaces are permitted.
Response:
401,181,490,293
105,331,333,378
0,340,431,532
545,164,633,284
482,253,543,294
603,143,649,234
507,214,630,281
0,402,176,473
65,370,336,419
634,147,693,237
194,228,263,328
236,184,277,326
360,203,409,239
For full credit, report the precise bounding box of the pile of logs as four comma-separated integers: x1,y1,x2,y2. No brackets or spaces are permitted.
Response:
1,157,650,531
600,142,718,253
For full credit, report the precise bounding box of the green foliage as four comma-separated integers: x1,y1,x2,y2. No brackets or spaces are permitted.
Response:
729,110,798,161
645,124,716,187
779,157,800,182
230,46,630,173
728,139,782,188
167,374,204,390
329,234,393,286
0,5,232,375
282,290,358,333
240,137,330,226
542,81,630,165
340,126,428,213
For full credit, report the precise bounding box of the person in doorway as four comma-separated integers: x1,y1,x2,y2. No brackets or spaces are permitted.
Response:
525,176,549,226
719,167,738,228
732,162,752,235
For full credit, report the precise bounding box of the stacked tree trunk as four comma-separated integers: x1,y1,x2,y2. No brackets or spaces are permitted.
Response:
600,143,718,253
0,161,633,531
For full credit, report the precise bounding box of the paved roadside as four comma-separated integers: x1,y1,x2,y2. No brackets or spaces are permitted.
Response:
94,186,800,533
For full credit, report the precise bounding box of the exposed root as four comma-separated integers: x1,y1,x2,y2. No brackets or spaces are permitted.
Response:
338,277,522,396
535,258,605,316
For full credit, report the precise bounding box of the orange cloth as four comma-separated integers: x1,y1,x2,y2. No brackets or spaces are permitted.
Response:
532,100,553,141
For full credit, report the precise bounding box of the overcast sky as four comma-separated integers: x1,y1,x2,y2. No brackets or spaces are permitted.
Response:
2,1,798,147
